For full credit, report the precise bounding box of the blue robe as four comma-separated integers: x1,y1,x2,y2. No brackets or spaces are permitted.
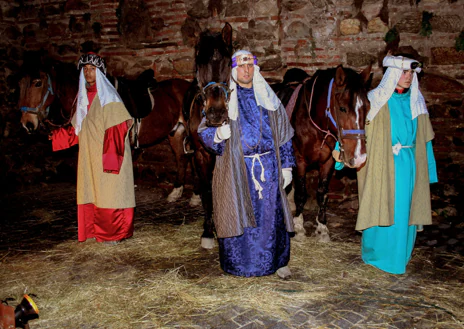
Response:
361,90,437,274
199,85,296,277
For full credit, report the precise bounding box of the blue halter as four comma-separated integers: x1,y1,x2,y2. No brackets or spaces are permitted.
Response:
20,74,54,117
202,81,230,101
325,78,365,138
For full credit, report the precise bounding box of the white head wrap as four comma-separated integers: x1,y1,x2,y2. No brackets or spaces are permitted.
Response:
367,55,428,121
228,50,282,121
72,67,123,135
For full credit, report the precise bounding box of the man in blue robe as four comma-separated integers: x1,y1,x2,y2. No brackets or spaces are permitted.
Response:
356,54,438,274
198,50,296,278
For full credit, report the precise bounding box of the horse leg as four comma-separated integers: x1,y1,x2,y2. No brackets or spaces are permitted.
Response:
194,150,215,249
188,157,202,207
166,124,188,202
314,160,335,243
292,160,307,241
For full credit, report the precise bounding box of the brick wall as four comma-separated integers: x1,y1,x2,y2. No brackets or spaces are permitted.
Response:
0,0,463,205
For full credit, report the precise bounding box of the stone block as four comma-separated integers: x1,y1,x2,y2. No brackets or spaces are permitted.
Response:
172,56,195,74
225,2,250,17
395,12,421,34
187,0,209,19
48,22,68,38
259,56,282,71
346,52,376,67
431,48,464,65
367,17,388,34
254,0,279,16
286,21,311,38
282,0,308,12
340,19,361,36
431,15,462,33
4,26,21,41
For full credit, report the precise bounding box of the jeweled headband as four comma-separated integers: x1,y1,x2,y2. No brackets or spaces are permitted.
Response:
77,53,107,74
232,53,258,68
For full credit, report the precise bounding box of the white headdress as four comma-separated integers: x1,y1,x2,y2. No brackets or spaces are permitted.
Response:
72,62,123,135
228,50,282,121
367,55,427,121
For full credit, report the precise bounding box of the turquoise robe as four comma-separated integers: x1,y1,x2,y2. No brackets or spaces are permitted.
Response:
361,90,437,274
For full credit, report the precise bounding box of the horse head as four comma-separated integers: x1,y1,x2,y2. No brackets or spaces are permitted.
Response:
330,65,372,168
18,70,55,134
194,22,233,127
17,61,78,135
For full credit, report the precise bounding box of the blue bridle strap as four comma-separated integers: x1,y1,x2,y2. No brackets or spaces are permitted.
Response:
20,74,54,116
325,78,337,128
203,81,229,101
325,78,365,137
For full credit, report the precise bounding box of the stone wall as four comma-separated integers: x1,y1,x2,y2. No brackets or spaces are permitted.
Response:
0,0,463,210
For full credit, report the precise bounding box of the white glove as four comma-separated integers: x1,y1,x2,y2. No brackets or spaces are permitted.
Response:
214,124,231,143
282,168,292,189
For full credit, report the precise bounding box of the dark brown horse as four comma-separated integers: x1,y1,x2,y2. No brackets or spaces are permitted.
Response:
276,65,372,242
183,22,233,249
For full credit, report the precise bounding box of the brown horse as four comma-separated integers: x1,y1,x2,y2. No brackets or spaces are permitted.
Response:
276,65,372,242
17,62,198,206
18,61,78,134
183,22,233,249
117,70,199,204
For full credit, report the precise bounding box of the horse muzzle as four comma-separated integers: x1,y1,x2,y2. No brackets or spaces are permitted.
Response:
204,109,229,127
20,111,40,134
345,153,367,168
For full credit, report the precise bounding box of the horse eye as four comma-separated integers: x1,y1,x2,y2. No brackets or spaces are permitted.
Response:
339,107,346,113
34,81,42,87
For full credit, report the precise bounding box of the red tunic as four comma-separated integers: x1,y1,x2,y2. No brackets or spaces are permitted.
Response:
51,83,134,242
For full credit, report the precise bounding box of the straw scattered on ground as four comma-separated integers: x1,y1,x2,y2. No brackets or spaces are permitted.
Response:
1,214,463,329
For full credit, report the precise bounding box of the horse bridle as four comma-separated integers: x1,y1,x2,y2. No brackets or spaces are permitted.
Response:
305,75,366,156
20,74,54,120
195,81,231,119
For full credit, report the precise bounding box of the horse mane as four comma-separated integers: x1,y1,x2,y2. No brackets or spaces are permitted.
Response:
282,68,310,84
195,29,232,66
313,66,369,96
194,29,232,84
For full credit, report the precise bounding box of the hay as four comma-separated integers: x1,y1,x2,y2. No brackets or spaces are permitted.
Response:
1,218,463,329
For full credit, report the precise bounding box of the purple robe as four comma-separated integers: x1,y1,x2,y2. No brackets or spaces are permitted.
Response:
199,85,296,277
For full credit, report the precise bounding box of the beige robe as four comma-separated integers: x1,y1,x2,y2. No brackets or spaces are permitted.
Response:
76,96,135,208
356,103,434,231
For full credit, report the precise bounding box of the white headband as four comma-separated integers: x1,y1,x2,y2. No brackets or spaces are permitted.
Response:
367,56,427,121
383,55,422,73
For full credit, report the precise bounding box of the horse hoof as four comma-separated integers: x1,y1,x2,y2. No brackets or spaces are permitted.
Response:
167,186,183,203
293,232,306,242
201,237,215,249
189,194,202,207
315,223,331,243
276,266,292,279
293,214,306,235
287,189,296,213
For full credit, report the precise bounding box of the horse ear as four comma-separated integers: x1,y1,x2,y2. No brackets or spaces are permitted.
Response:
360,63,372,88
335,65,346,87
222,22,233,49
